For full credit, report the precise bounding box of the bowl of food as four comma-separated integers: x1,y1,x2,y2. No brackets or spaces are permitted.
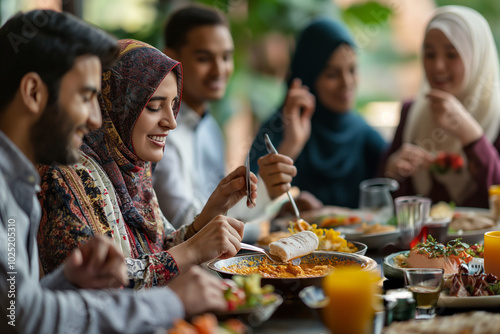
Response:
350,241,368,255
207,251,378,297
217,274,283,326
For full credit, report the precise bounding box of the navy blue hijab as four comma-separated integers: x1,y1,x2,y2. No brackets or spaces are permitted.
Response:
250,18,386,208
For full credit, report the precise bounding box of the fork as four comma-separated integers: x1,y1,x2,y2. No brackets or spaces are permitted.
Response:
245,151,255,207
240,242,301,265
263,134,302,223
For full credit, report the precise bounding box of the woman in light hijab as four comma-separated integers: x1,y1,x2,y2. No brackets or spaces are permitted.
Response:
250,18,387,208
382,6,500,208
37,40,256,289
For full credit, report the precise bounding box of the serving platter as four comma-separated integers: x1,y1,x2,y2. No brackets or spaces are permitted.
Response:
349,230,400,250
382,251,484,281
444,207,500,244
438,294,500,308
336,226,401,250
208,252,378,297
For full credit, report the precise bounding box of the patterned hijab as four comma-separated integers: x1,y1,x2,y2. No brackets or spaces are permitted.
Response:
81,39,182,241
403,6,500,203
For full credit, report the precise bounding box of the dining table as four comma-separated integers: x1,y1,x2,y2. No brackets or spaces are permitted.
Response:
232,247,500,334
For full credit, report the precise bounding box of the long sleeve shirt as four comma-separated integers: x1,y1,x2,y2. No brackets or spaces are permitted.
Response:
0,131,184,334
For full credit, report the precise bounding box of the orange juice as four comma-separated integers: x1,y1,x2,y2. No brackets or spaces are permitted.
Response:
322,267,380,334
484,231,500,278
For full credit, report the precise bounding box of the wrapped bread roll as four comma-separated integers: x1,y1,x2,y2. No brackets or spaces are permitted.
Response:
269,231,319,262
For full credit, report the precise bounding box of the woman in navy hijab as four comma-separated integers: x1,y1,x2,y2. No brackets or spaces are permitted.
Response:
250,18,387,208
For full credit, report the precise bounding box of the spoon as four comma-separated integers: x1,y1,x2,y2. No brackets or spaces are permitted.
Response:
240,242,301,265
263,134,303,224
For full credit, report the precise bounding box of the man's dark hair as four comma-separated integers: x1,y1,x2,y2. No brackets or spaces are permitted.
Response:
0,10,119,112
163,4,228,51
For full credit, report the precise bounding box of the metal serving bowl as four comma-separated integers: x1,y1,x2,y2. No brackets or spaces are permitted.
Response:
207,251,378,298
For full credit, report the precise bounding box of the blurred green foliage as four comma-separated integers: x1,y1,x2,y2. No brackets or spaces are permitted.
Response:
89,0,500,125
435,0,500,47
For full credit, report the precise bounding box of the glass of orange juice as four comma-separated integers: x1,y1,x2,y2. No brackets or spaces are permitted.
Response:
322,267,380,334
484,231,500,278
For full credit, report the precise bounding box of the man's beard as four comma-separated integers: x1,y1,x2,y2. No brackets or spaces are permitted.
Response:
31,101,81,165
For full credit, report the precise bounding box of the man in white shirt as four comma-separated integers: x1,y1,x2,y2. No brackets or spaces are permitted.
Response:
154,4,297,228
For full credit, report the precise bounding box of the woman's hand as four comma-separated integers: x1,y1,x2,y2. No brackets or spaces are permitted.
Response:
168,216,244,272
195,166,258,228
280,78,316,160
427,89,483,145
258,153,297,199
385,143,434,180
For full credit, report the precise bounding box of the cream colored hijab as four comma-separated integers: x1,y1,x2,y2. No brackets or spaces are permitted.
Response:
403,6,500,203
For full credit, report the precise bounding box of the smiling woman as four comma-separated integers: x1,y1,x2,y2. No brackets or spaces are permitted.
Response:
36,39,257,290
131,71,179,162
381,5,500,209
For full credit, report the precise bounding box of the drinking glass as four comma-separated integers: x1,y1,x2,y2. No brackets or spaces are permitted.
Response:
484,231,500,278
404,268,444,320
322,267,381,334
394,196,431,249
359,178,399,223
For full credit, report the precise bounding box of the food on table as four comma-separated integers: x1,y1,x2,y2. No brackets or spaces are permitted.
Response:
289,221,359,253
169,313,247,334
384,311,500,334
394,236,473,275
256,231,292,247
319,215,362,228
223,274,277,311
269,231,319,262
465,243,484,258
360,222,396,235
430,201,455,220
430,201,497,231
443,265,500,297
450,212,496,231
222,258,334,278
430,151,464,174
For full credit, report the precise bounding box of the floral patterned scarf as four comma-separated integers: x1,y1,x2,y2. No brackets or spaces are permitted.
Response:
81,39,182,241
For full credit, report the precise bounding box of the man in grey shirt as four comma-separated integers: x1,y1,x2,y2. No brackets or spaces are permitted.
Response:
0,10,226,333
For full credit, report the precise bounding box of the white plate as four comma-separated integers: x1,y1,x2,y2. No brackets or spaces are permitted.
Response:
445,207,500,244
382,250,408,280
344,229,401,250
438,294,500,308
383,252,484,280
